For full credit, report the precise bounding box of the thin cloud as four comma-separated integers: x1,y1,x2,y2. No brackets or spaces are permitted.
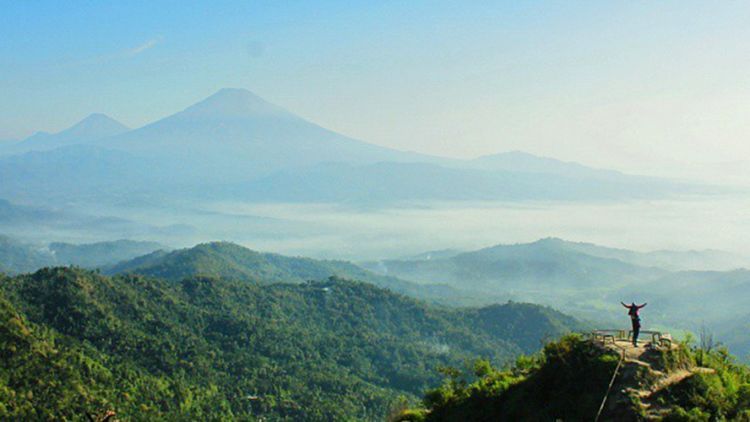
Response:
126,38,160,57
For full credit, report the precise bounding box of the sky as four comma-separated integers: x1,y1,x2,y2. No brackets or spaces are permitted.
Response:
2,1,750,176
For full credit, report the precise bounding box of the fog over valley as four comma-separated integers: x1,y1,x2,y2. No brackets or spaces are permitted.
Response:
3,3,750,419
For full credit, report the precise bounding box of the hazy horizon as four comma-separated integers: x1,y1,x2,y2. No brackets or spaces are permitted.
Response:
4,2,750,182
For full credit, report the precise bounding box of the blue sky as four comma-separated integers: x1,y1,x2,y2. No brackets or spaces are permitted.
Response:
2,1,750,172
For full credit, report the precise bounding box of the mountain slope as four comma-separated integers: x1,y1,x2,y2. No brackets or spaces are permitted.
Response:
106,241,465,304
0,145,160,202
0,267,581,420
366,238,663,293
99,88,430,182
362,238,666,326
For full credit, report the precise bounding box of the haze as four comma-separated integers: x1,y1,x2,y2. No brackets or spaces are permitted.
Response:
4,1,750,182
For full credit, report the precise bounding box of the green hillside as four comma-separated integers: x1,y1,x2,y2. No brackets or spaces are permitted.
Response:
0,267,580,420
106,241,468,305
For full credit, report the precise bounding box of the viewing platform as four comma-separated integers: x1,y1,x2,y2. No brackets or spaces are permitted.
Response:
589,329,674,352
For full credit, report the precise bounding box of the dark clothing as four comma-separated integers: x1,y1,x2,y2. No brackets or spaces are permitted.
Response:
623,303,646,347
631,317,641,346
625,303,645,317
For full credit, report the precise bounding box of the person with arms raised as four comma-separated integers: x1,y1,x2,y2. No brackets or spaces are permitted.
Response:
621,302,647,347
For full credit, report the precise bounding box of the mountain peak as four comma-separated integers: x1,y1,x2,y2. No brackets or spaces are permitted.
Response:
181,88,290,119
10,113,129,153
59,113,129,138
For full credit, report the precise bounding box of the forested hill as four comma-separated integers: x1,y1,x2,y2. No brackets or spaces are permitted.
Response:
106,241,465,304
0,267,581,420
106,241,396,283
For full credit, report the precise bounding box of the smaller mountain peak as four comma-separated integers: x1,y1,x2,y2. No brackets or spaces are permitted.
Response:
75,112,125,126
80,112,115,122
61,113,129,138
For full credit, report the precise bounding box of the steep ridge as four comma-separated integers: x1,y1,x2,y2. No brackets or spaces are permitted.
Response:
596,339,712,421
396,334,750,421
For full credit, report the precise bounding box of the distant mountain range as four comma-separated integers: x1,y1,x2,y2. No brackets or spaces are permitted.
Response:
363,238,668,320
533,238,749,272
362,237,750,358
0,234,165,274
364,237,749,283
0,88,704,206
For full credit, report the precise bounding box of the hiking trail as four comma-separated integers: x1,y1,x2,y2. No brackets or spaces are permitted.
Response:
592,332,714,421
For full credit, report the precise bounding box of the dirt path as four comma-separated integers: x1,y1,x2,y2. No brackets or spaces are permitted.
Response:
596,339,712,421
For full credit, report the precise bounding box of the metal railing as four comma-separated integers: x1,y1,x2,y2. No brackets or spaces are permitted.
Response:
590,329,673,348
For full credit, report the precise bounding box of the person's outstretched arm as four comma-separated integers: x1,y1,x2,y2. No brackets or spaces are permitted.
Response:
621,302,629,308
638,303,647,309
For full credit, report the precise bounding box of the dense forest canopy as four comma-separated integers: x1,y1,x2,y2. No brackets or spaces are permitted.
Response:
0,267,580,420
